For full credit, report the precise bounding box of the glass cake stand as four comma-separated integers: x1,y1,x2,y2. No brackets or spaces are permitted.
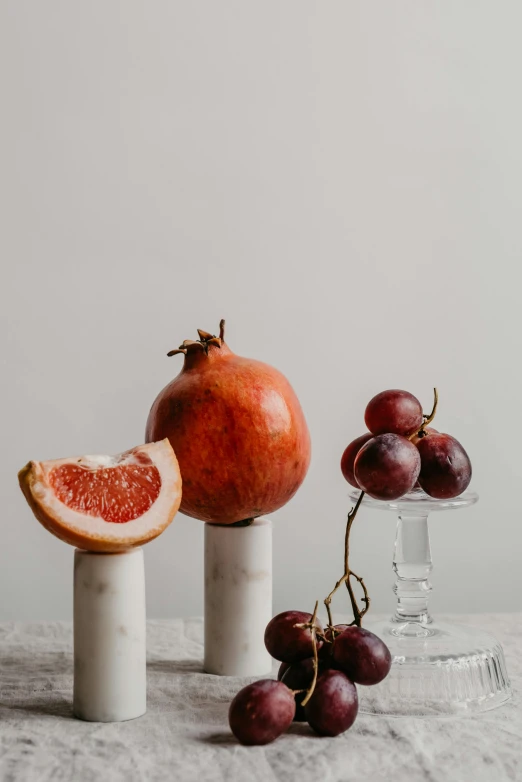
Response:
349,488,512,716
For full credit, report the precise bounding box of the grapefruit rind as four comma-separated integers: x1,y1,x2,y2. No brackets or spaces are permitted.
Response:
18,439,182,552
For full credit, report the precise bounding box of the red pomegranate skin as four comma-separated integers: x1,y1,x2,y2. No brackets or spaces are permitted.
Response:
145,336,311,524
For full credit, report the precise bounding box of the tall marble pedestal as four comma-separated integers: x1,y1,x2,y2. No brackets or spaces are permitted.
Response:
204,519,272,676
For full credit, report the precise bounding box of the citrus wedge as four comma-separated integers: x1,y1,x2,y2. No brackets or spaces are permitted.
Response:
18,439,182,552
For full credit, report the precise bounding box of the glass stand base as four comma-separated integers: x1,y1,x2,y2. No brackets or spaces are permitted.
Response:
347,488,512,717
359,617,513,716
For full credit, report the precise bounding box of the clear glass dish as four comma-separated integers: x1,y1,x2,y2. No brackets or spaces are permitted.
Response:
348,488,512,716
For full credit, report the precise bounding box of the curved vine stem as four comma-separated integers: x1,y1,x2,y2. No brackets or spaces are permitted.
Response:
424,387,439,427
324,574,348,629
323,490,368,629
300,601,319,708
410,387,438,440
343,491,367,626
349,571,370,623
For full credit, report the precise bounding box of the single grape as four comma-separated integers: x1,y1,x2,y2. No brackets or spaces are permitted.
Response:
264,610,323,663
417,432,472,499
281,657,323,721
332,626,391,685
229,679,295,745
304,670,358,737
354,434,421,500
277,661,290,681
341,433,373,487
365,389,423,437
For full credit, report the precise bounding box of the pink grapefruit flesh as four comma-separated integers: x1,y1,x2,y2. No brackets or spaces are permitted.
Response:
18,440,182,552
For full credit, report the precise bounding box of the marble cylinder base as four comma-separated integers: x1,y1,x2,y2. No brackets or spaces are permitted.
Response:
204,518,272,676
73,548,146,722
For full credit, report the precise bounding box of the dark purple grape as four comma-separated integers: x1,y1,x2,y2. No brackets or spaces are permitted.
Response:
229,680,295,745
277,661,290,681
332,626,391,685
365,389,423,437
281,657,322,721
341,433,373,487
264,611,323,663
354,434,420,500
304,670,358,736
417,432,472,499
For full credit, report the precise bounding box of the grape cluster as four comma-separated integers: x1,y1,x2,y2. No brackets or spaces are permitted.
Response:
341,389,472,500
228,612,391,744
228,388,469,746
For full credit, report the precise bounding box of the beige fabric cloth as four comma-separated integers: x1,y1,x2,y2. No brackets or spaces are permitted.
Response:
0,615,520,782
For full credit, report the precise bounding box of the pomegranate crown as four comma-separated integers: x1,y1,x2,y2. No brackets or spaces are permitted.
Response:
167,319,226,357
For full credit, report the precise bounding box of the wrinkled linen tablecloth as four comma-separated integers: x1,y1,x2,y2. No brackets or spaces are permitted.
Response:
0,615,520,782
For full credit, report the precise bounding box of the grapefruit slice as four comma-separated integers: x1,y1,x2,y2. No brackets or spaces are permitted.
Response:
18,439,182,552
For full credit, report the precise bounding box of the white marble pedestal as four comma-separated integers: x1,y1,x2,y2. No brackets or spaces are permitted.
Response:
73,548,146,722
204,518,272,676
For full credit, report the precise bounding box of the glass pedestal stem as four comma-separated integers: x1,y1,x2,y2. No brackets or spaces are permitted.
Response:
392,512,432,627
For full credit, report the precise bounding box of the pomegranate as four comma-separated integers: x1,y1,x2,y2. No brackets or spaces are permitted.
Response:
145,320,311,524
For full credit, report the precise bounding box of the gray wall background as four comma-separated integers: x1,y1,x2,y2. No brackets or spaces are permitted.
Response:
1,1,520,621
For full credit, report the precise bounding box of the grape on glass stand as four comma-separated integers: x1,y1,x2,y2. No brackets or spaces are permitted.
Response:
343,388,511,716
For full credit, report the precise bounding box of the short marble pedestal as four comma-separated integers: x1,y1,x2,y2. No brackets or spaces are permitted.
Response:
73,548,146,722
204,518,272,676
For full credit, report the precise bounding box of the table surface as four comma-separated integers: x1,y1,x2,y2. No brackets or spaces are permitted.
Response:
0,614,520,782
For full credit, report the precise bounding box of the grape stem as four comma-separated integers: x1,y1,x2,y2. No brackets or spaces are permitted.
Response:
411,387,438,439
323,490,369,630
300,600,319,708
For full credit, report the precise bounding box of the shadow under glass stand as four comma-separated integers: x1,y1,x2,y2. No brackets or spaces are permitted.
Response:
349,489,512,716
